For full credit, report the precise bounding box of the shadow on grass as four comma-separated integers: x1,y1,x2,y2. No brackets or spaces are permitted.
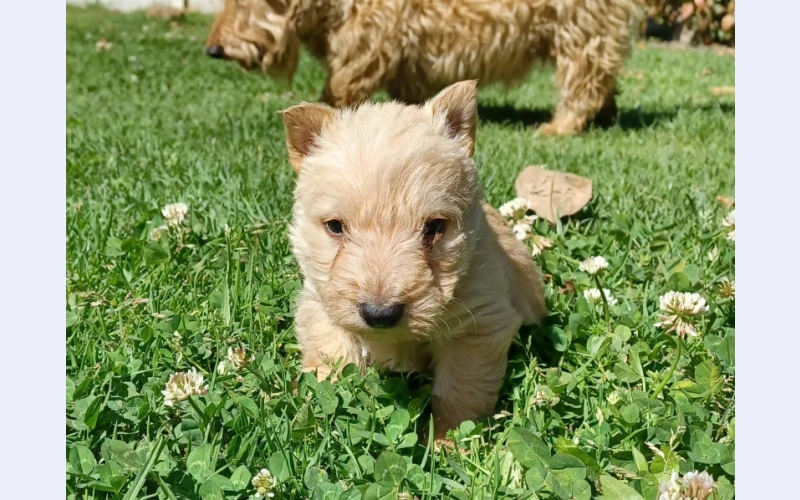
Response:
477,102,735,130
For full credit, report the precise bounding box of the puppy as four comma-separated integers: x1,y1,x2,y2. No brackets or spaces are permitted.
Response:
208,0,643,135
280,81,547,438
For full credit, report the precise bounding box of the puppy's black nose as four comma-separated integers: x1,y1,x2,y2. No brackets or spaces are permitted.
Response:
206,45,225,59
359,303,405,329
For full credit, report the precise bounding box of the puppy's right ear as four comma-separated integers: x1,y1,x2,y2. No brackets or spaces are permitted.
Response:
279,102,335,173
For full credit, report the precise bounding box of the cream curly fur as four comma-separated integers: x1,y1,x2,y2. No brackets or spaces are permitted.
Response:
208,0,644,135
280,81,547,438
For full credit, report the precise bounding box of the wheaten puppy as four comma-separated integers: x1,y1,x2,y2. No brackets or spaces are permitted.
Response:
208,0,643,135
280,81,547,438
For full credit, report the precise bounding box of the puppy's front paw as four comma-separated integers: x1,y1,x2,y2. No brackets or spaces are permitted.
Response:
301,364,337,383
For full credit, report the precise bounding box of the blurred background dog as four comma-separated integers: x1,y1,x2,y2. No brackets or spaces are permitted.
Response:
205,0,645,135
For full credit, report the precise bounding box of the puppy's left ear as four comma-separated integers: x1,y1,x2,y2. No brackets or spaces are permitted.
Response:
279,102,336,173
427,80,478,157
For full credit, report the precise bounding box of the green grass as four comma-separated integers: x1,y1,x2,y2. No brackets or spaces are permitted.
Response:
66,6,735,500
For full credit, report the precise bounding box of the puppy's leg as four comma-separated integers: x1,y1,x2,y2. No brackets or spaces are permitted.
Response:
540,28,630,136
430,331,515,439
295,292,364,381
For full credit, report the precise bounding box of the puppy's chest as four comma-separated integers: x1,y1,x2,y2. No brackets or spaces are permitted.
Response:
359,338,432,374
357,305,496,373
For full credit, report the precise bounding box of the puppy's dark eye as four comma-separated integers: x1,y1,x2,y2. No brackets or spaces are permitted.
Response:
325,219,344,236
423,219,446,241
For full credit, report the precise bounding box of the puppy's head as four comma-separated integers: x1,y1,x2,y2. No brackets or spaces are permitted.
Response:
282,81,483,340
205,0,300,82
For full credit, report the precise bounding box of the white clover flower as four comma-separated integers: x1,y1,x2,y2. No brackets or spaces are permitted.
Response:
722,209,735,241
654,291,709,338
719,278,735,299
216,360,228,376
706,247,719,262
523,214,538,225
531,235,553,256
162,368,208,406
657,472,681,500
161,202,189,226
530,388,559,407
252,468,277,498
512,222,531,241
226,346,253,372
681,470,715,500
149,224,169,241
595,407,605,425
499,197,531,220
606,391,621,406
579,256,609,275
95,38,113,51
583,288,617,306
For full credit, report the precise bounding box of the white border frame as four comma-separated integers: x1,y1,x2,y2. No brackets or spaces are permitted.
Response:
1,2,66,498
0,1,794,497
736,0,800,497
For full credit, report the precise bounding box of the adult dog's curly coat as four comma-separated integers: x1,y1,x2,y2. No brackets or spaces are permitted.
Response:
207,0,644,135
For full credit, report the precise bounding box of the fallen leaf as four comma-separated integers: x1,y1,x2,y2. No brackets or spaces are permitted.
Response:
711,86,735,96
622,69,645,80
558,282,576,295
514,166,593,224
716,195,735,208
698,67,714,77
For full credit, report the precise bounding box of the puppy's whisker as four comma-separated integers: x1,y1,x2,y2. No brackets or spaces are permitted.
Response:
448,297,479,335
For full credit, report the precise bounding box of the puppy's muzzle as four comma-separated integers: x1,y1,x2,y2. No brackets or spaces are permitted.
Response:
206,45,225,59
359,303,405,329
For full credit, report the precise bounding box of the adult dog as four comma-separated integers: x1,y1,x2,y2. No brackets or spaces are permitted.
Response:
206,0,643,135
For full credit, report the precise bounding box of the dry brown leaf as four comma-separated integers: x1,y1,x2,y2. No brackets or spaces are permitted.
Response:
558,282,576,295
515,165,593,224
711,86,735,96
716,195,735,208
622,69,645,80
